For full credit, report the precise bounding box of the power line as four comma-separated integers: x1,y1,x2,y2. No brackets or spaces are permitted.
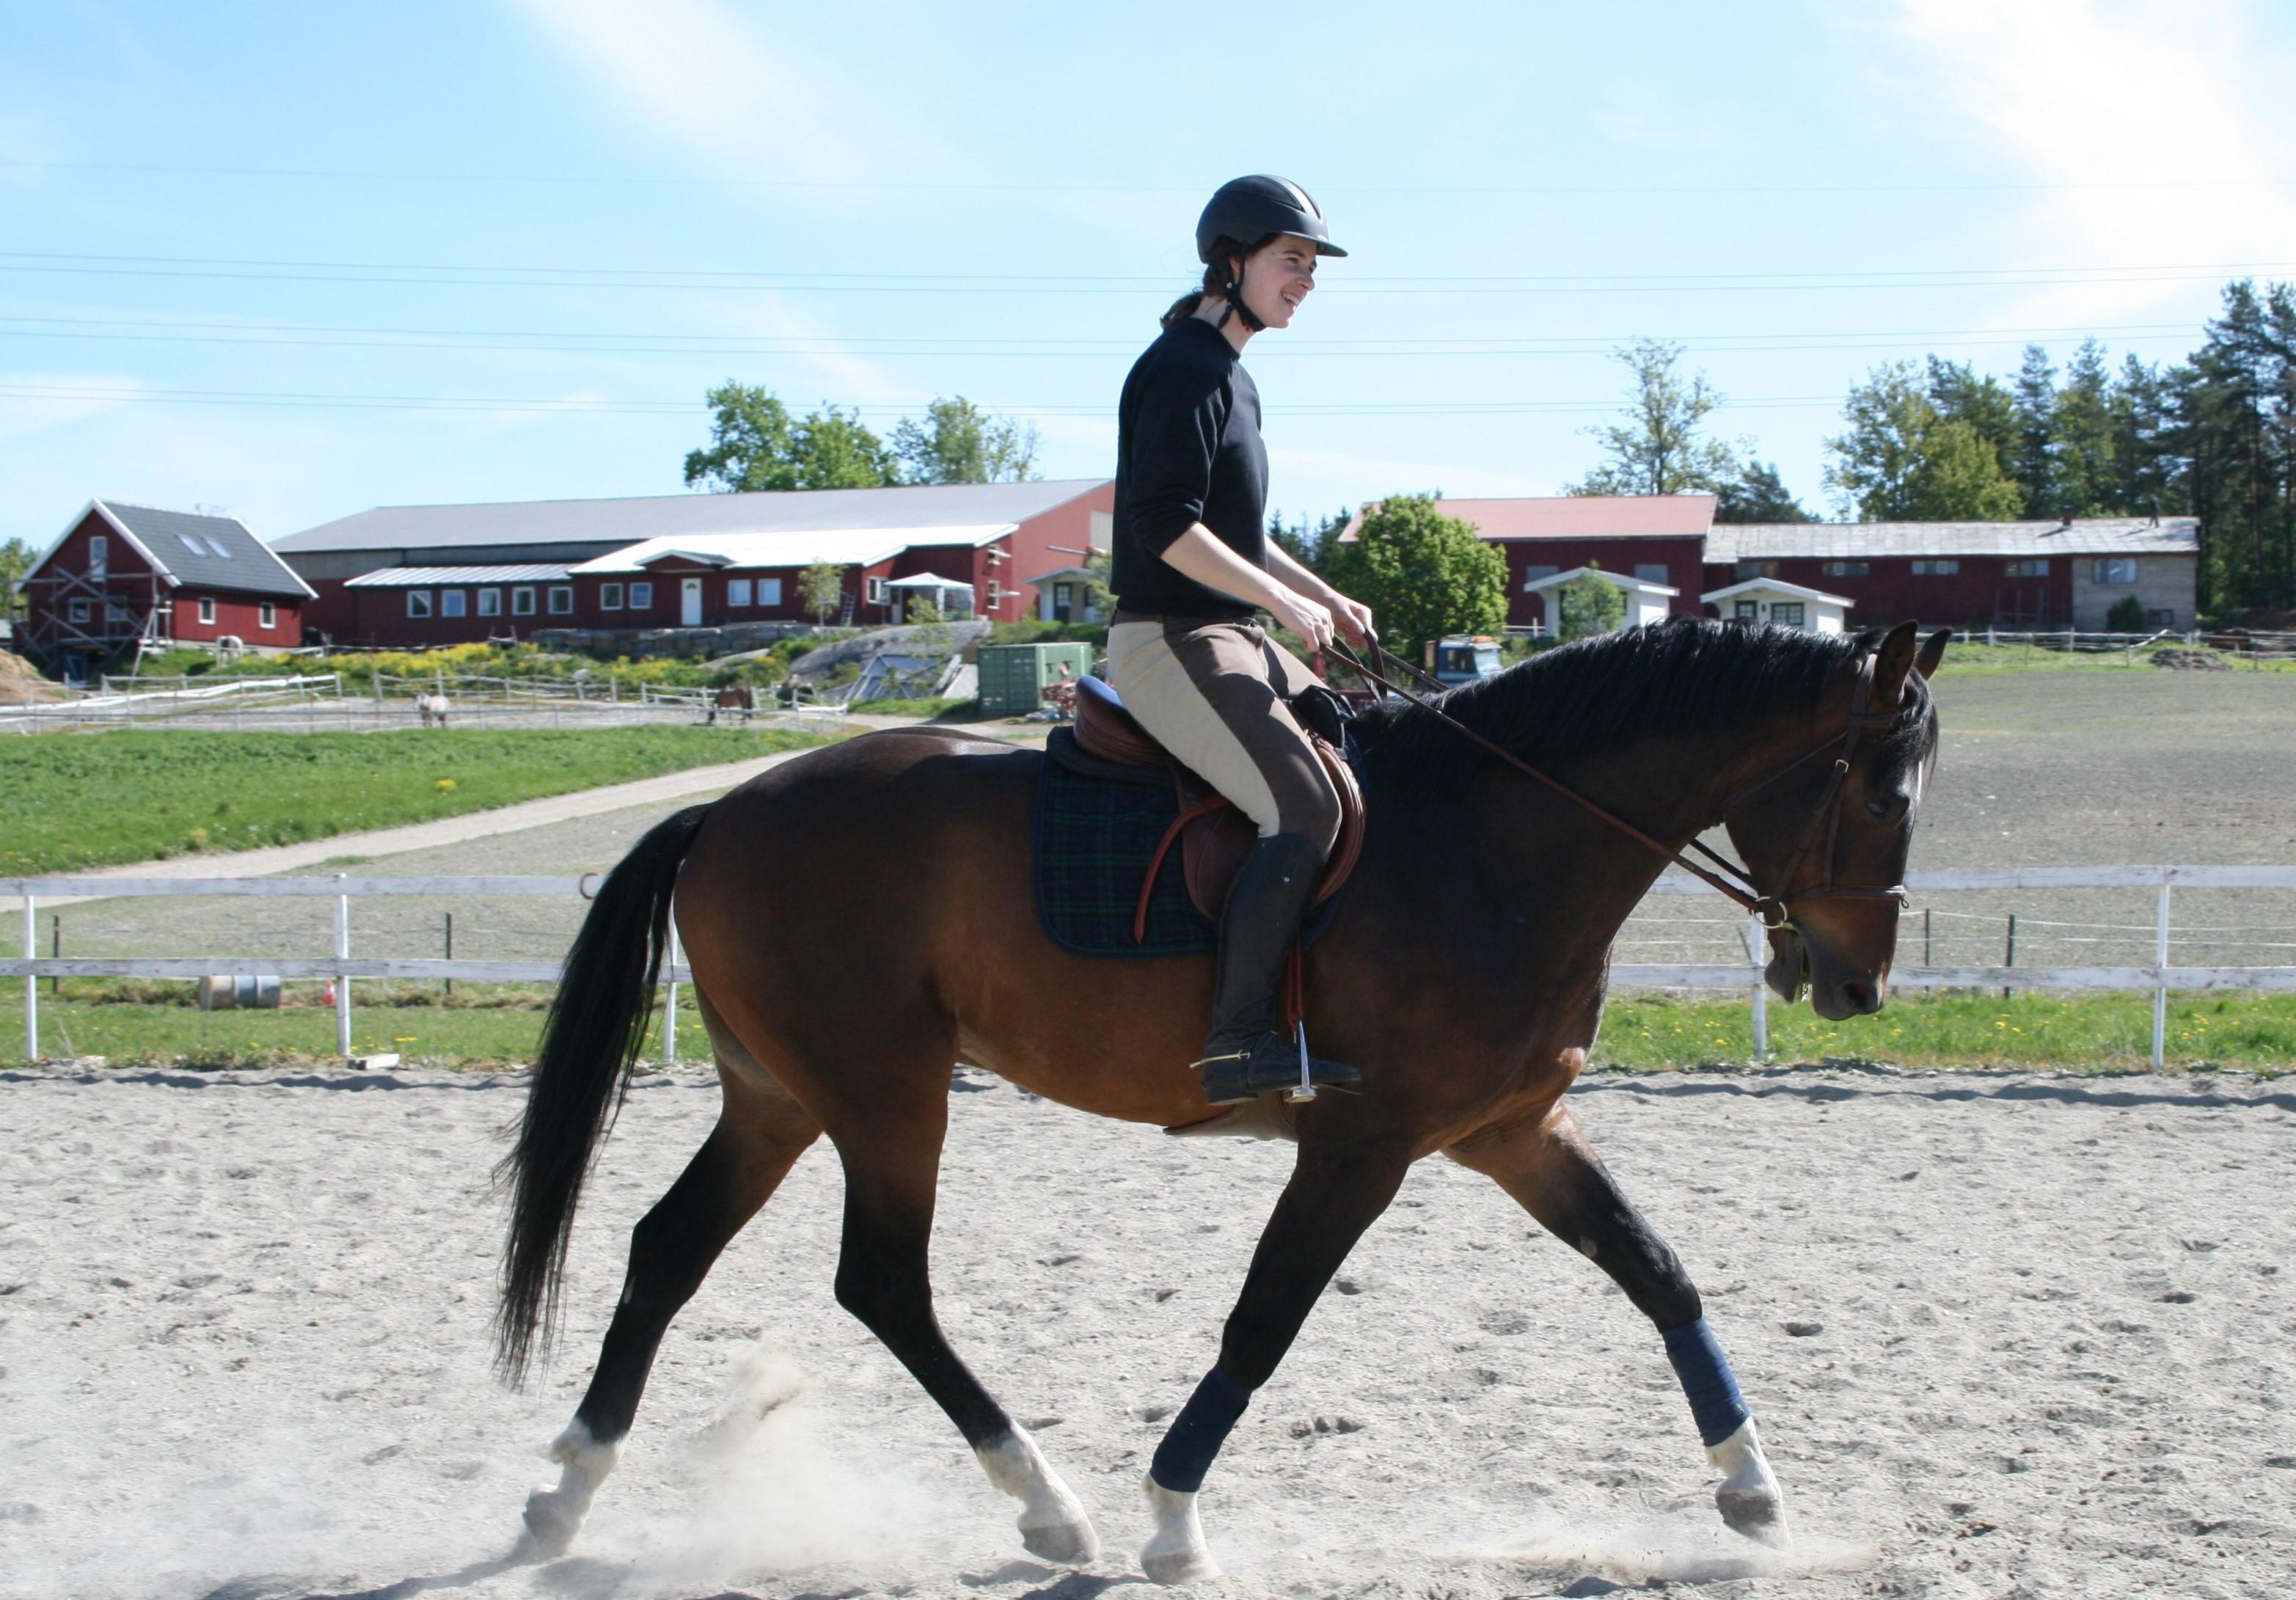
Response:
3,250,2290,295
6,158,2289,197
0,381,1844,418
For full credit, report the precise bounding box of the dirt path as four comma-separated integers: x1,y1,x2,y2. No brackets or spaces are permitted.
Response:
2,1064,2289,1599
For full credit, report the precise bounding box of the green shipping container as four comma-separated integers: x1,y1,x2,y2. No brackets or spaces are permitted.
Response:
976,642,1094,716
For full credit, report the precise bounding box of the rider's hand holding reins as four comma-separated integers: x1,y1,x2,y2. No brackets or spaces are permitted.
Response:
1161,523,1373,654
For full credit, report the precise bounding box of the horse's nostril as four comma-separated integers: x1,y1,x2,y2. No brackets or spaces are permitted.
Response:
1840,981,1878,1014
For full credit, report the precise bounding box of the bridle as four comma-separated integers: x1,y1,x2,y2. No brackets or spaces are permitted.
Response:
1326,638,1912,934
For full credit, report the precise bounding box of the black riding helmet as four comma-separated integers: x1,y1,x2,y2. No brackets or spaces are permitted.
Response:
1195,175,1345,332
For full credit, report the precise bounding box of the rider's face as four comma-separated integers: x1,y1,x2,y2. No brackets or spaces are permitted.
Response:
1239,237,1319,329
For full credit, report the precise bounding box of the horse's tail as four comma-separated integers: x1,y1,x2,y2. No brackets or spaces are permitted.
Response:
494,802,712,1385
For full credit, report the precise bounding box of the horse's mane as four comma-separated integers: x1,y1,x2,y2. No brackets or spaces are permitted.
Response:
1350,615,1936,798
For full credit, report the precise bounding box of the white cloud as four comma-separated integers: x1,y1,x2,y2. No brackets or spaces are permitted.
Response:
1889,0,2296,323
503,0,947,191
0,372,145,445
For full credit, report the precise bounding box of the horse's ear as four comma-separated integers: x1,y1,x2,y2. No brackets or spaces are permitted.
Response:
1915,627,1951,681
1871,619,1922,708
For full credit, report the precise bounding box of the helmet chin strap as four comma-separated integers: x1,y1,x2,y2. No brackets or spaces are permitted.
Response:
1217,257,1267,334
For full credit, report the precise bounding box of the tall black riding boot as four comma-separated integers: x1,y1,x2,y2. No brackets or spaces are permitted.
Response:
1195,832,1361,1106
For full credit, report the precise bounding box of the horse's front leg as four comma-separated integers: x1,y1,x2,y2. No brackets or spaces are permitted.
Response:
1141,1132,1413,1585
1447,1103,1787,1542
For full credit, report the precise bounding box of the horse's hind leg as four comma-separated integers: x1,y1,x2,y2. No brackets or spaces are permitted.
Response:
519,1004,821,1559
826,1063,1098,1566
1447,1103,1788,1541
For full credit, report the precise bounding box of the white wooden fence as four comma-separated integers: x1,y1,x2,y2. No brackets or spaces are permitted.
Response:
5,866,2292,1070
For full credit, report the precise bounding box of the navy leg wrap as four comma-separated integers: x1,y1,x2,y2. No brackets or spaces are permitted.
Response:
1149,1365,1253,1494
1662,1317,1751,1447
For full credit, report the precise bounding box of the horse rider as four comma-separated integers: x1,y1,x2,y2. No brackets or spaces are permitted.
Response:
1105,175,1376,1106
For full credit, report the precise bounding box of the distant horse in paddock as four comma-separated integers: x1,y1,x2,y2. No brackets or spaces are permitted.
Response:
415,693,450,728
705,686,755,725
496,617,1948,1582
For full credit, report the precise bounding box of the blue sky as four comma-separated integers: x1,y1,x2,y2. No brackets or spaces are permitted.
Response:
5,0,2293,551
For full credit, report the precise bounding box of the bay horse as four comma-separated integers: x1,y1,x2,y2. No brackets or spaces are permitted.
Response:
496,616,1947,1582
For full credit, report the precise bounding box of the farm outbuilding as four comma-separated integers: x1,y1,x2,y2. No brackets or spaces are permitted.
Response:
1698,577,1852,632
14,500,312,682
1522,565,1679,632
274,480,1115,648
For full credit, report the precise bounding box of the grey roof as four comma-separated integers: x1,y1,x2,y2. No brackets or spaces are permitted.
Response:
92,502,315,599
1708,516,2199,563
276,480,1111,555
344,564,571,588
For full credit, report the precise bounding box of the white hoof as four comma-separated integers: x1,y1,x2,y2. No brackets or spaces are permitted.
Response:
1708,1417,1788,1544
515,1419,621,1561
1140,1475,1221,1585
976,1428,1100,1566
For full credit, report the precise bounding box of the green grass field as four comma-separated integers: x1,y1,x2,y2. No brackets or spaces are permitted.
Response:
0,726,836,874
4,983,2285,1073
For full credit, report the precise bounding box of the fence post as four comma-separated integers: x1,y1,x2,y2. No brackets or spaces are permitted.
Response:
1923,906,1933,967
1744,916,1768,1061
334,878,353,1059
2003,913,2017,998
664,916,681,1063
2152,877,2171,1071
21,892,36,1063
443,911,454,999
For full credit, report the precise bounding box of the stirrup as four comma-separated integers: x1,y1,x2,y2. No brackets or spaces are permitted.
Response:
1193,1026,1361,1107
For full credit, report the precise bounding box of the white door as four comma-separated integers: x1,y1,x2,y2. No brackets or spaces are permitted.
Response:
681,577,703,627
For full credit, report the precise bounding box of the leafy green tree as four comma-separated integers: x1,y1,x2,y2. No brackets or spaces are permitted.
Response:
0,536,36,624
1557,562,1627,640
1825,362,2023,521
890,396,1039,484
1923,357,2025,508
1569,339,1740,496
1084,549,1116,621
684,384,897,492
1322,494,1507,659
684,381,797,492
1714,461,1814,522
791,405,897,488
800,559,845,627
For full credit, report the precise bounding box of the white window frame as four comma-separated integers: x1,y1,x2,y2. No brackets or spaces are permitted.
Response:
441,590,467,618
629,581,653,610
512,587,535,616
406,591,432,618
866,576,888,604
89,534,108,575
1734,599,1760,620
984,582,1001,608
756,577,782,606
547,585,572,615
199,596,218,625
600,582,624,611
477,588,501,617
1772,602,1806,627
2094,558,2137,584
727,578,752,607
258,602,277,629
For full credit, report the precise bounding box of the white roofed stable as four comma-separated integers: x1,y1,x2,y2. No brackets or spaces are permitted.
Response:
1700,577,1854,633
567,527,1015,575
1707,516,2198,562
1522,566,1678,632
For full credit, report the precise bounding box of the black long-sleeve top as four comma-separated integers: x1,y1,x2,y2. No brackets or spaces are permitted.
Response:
1108,316,1268,620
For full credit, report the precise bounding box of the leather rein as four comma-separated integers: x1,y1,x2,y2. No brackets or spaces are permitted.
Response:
1325,638,1910,931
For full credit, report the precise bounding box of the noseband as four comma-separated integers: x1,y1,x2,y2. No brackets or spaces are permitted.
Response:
1328,640,1912,932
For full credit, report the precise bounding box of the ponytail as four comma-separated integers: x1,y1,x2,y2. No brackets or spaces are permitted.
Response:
1160,249,1248,330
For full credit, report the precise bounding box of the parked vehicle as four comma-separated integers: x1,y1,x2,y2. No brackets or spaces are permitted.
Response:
1427,634,1503,687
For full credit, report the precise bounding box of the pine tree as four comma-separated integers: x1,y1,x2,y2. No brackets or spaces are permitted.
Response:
2051,340,2120,518
2011,345,2060,517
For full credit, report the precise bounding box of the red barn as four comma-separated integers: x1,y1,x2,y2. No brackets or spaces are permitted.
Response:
274,481,1115,647
15,501,312,682
1337,495,1716,631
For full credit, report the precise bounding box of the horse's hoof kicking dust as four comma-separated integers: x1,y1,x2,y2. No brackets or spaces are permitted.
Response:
977,1428,1100,1566
1708,1418,1789,1546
